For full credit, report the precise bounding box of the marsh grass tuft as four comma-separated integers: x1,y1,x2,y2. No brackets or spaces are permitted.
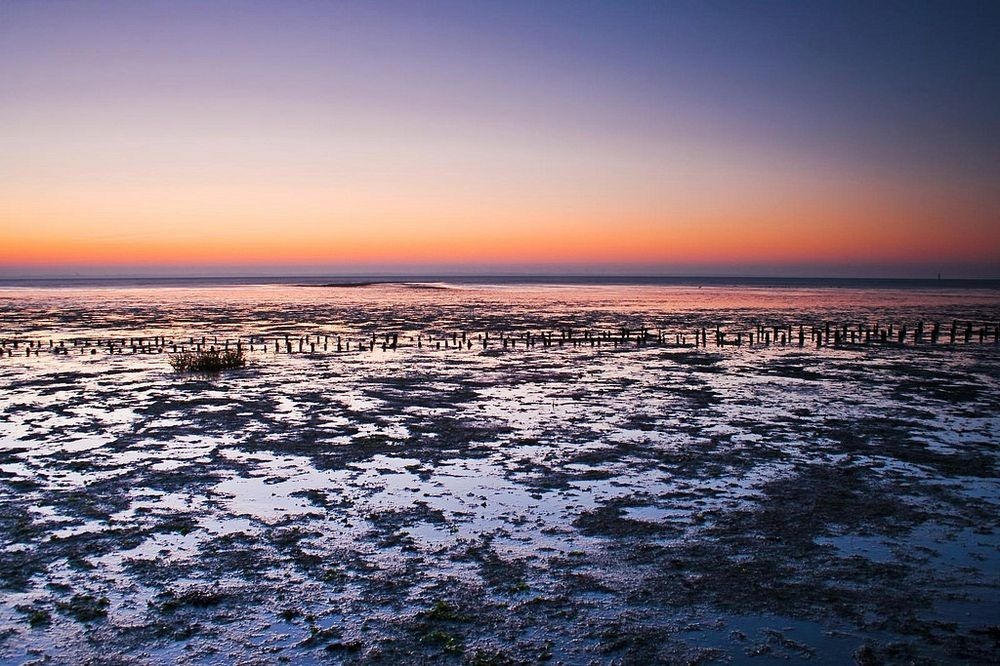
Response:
169,348,246,373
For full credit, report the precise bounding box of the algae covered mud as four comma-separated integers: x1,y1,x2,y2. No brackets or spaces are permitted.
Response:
0,279,999,664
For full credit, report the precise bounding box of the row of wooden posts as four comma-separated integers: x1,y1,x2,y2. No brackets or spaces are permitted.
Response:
1,320,999,358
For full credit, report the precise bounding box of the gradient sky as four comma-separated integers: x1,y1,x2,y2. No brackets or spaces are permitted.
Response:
2,0,998,277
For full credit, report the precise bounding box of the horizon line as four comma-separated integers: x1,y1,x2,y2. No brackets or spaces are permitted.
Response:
2,273,999,284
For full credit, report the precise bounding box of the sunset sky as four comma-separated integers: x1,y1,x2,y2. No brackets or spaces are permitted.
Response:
2,1,998,278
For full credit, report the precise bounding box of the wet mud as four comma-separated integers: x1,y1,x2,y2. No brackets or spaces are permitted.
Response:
0,285,998,664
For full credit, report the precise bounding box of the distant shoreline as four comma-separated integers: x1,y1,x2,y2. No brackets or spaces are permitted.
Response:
1,275,999,290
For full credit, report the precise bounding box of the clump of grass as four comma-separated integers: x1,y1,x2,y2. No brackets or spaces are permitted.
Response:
169,348,246,373
421,628,463,654
423,599,467,622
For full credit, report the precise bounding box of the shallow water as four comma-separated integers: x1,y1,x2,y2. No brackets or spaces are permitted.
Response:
0,282,998,663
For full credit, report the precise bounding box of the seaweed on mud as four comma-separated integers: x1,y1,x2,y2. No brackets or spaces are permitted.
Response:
14,603,52,628
371,373,481,409
573,498,682,538
151,513,200,536
366,503,450,550
620,464,940,633
451,538,530,593
760,357,826,381
737,464,924,539
142,464,226,494
421,600,469,623
823,415,998,478
403,417,505,461
885,356,1000,409
262,525,332,573
665,350,726,369
673,384,722,409
56,593,109,623
0,502,37,545
597,620,720,664
152,585,227,613
56,482,136,520
0,550,47,591
197,531,277,576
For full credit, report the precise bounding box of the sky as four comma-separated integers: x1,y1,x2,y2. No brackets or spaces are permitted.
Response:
1,0,998,278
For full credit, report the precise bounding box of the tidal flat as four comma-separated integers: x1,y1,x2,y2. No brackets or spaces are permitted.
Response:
0,282,998,664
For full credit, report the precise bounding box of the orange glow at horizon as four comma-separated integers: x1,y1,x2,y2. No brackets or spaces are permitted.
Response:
4,187,997,269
